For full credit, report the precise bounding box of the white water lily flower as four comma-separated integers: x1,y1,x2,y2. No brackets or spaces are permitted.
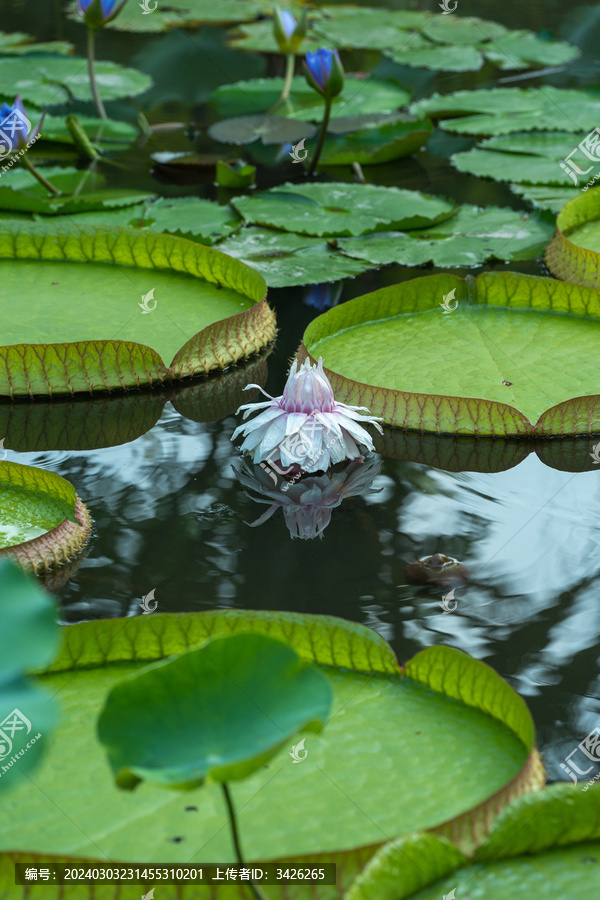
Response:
232,357,383,473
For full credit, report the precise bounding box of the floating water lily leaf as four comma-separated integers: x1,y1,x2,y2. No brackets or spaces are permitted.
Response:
348,785,600,900
231,183,455,237
0,166,154,214
226,19,325,54
387,43,484,73
0,57,152,106
0,561,59,792
411,87,600,135
0,461,91,572
311,7,426,50
98,633,332,790
0,609,542,888
452,132,591,186
0,220,274,397
208,113,316,146
319,117,432,166
0,32,74,55
338,206,552,267
67,0,263,32
210,76,410,123
298,271,600,436
546,188,600,287
482,30,579,69
510,184,579,211
422,15,508,44
0,353,270,451
141,197,242,243
216,226,373,287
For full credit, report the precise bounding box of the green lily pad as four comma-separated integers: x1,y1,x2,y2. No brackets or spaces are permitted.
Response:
0,610,541,889
311,7,427,50
0,166,154,215
387,42,484,73
0,561,59,793
98,633,332,790
411,87,600,135
231,183,456,237
210,76,411,123
208,113,316,146
422,15,508,44
0,220,274,397
348,785,600,900
68,0,264,32
0,32,74,55
510,184,579,212
337,205,553,267
482,30,579,69
452,132,593,186
216,226,374,287
140,197,242,243
0,461,91,572
0,56,152,106
319,116,433,166
546,188,600,287
297,271,600,436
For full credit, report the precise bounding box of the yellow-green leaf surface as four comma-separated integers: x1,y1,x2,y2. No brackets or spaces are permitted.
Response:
348,786,600,900
298,272,600,436
0,462,91,572
0,221,274,397
546,187,600,288
0,611,541,896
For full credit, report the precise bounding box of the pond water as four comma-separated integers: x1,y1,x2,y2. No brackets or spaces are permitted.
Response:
3,0,600,796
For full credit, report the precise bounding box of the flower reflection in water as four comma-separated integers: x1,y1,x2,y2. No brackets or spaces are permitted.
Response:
232,455,382,540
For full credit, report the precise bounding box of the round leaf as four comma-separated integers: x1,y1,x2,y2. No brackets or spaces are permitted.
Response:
98,633,333,789
0,57,152,106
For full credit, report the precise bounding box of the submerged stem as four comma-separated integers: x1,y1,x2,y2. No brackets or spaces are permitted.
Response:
87,28,107,119
20,152,61,196
221,783,267,900
308,97,332,176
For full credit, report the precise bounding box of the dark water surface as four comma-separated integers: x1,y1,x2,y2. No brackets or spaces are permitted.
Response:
3,0,600,785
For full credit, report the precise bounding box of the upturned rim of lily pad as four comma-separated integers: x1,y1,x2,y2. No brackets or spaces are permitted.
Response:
0,461,92,575
297,271,600,437
545,185,600,288
0,221,275,398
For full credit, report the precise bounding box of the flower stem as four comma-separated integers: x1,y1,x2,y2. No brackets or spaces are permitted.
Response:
87,27,107,119
221,783,267,900
269,53,295,113
20,152,61,196
308,97,332,176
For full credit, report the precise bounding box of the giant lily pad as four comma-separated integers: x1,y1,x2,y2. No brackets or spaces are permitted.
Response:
411,87,600,135
231,183,455,237
296,271,600,436
0,461,91,573
0,561,59,792
546,188,600,287
0,220,274,397
0,610,542,894
0,351,271,451
347,784,600,900
0,57,152,106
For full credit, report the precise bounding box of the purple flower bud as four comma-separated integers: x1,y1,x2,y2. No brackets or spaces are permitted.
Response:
304,48,345,99
0,96,44,159
280,10,296,38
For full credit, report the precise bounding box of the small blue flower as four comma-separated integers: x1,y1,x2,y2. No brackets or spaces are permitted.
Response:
304,48,344,99
273,6,307,54
0,96,44,157
77,0,128,28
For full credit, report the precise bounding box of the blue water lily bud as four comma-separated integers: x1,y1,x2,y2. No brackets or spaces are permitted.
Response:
273,6,307,54
304,48,345,99
0,96,44,156
77,0,129,28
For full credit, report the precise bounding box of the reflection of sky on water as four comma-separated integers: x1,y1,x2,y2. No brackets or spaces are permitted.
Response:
6,401,600,782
